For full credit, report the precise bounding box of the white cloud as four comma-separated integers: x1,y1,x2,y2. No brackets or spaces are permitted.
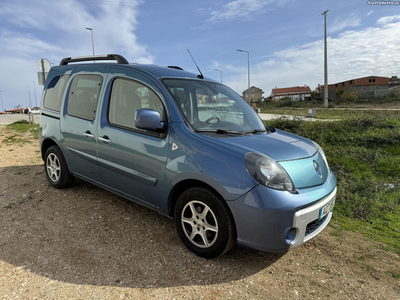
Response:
206,0,272,23
367,10,374,17
376,14,400,26
329,14,361,33
1,0,152,63
224,17,400,96
1,33,62,58
0,0,152,109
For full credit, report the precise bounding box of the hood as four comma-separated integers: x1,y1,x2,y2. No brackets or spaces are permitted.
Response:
219,129,316,161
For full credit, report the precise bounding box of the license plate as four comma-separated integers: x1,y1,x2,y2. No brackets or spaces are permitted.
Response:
319,197,335,220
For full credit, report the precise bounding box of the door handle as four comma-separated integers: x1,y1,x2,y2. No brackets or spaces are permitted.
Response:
84,131,95,139
98,135,112,144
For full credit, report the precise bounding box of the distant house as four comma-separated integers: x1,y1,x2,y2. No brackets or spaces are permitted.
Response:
271,86,311,101
242,86,264,103
389,76,400,85
318,75,400,99
5,105,25,114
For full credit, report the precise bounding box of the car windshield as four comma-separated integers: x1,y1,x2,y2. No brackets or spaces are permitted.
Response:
163,79,265,133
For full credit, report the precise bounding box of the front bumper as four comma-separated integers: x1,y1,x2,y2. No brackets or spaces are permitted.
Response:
289,187,336,249
226,171,337,252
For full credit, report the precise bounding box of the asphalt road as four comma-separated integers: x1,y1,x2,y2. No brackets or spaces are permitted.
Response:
0,113,40,125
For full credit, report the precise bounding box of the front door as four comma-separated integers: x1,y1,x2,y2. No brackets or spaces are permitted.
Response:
97,68,169,208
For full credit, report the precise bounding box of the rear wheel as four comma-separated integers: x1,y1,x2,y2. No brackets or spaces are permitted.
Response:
175,187,236,258
44,145,74,189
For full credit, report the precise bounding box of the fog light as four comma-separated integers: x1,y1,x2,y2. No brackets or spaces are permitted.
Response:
285,228,297,244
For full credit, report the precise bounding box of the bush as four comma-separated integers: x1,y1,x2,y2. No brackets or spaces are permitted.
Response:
11,120,29,125
387,90,400,101
336,90,358,103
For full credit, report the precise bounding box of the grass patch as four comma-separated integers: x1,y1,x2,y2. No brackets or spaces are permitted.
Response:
7,120,39,135
2,135,31,145
388,270,400,279
268,112,400,254
260,104,400,120
30,126,39,139
4,121,39,142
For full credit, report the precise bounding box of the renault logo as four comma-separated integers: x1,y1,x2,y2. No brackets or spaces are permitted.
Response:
313,161,321,176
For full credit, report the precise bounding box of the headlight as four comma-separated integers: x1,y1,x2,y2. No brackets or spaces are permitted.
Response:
312,141,329,170
245,152,297,194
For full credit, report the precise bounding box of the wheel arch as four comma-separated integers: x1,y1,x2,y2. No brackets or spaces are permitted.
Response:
167,178,231,218
41,138,59,161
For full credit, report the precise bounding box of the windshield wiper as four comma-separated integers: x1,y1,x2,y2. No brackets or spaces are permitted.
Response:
242,129,266,134
195,129,243,134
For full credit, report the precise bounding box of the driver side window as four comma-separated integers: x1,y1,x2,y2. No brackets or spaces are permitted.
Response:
108,78,165,131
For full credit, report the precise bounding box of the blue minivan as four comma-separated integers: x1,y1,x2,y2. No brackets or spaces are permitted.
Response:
39,54,336,258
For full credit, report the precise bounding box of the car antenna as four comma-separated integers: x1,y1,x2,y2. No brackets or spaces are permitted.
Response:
187,49,204,79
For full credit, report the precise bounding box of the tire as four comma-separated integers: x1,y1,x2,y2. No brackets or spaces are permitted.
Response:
174,187,236,258
44,145,74,189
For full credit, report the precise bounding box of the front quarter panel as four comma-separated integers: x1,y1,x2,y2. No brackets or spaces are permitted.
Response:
165,123,257,202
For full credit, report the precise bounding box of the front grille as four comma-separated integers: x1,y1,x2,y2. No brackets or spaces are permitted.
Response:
305,215,327,236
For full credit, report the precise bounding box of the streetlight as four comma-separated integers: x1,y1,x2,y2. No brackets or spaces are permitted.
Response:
86,27,95,57
0,90,4,113
27,86,32,108
33,81,38,107
214,69,222,83
237,49,251,105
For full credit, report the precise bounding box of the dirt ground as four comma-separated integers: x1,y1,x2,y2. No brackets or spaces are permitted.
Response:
0,124,399,299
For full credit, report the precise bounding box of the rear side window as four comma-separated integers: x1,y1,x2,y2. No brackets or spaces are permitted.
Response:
43,74,70,111
108,78,165,130
67,75,102,120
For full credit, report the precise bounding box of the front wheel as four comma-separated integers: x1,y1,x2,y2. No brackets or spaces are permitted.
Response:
174,187,236,258
44,145,75,189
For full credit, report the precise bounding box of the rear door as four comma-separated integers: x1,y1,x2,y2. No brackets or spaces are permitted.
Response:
96,67,169,208
60,69,105,183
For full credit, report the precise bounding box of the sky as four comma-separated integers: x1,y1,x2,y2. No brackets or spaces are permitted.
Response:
0,0,399,110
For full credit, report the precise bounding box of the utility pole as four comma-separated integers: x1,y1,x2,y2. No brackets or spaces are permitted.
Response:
321,10,329,108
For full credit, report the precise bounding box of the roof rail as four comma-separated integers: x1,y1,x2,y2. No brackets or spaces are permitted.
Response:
60,54,129,65
167,66,184,70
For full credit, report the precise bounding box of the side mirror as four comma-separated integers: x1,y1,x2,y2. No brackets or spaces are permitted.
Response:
135,109,166,133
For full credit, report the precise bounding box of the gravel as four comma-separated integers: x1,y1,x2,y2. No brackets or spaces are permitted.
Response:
0,124,399,299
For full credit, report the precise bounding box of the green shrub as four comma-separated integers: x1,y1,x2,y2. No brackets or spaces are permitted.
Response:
7,121,39,136
11,119,29,124
387,90,400,101
336,90,358,103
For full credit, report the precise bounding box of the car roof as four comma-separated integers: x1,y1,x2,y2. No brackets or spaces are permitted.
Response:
55,54,216,82
129,64,204,79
